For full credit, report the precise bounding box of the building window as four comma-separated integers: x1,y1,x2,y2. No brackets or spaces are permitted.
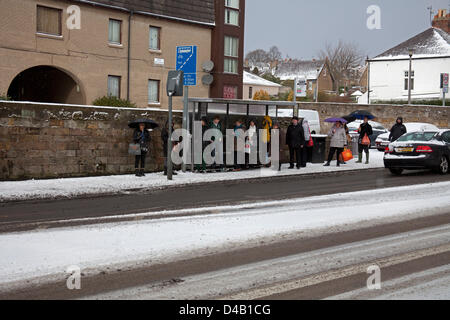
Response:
225,0,239,9
404,71,414,90
225,9,239,26
108,19,122,44
225,0,239,26
308,81,313,90
149,26,160,50
36,5,62,36
224,36,239,74
107,75,121,98
249,86,253,99
148,80,160,104
224,85,238,99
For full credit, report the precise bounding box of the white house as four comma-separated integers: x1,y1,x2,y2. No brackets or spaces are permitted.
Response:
361,27,450,104
243,71,282,99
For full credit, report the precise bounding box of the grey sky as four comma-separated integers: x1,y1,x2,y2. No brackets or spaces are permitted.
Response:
244,0,450,59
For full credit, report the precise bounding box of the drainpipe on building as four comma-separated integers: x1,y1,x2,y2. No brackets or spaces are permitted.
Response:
127,11,134,101
408,49,413,105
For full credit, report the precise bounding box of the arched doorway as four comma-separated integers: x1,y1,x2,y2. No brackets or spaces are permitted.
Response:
7,66,85,104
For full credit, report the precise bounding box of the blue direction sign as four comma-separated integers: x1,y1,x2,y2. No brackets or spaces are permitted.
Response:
176,45,197,86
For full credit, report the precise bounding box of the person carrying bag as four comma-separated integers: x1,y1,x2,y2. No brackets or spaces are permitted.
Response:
132,123,150,177
357,116,373,164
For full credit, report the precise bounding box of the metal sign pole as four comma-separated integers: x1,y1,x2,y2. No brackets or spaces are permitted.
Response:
190,103,195,172
167,93,173,181
182,86,189,172
293,77,298,115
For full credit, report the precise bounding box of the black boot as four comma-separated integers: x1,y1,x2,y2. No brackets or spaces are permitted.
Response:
140,169,145,177
135,168,140,177
323,162,330,167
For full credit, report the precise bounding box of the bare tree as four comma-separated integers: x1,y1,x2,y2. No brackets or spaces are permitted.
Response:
267,46,282,62
319,40,365,90
245,49,269,66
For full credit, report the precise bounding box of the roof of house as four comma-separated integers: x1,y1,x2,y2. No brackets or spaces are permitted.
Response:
243,71,282,87
373,27,450,60
274,60,326,81
351,90,363,97
72,0,215,25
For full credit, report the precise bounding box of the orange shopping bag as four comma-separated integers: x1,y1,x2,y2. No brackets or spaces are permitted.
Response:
341,148,353,162
361,134,371,146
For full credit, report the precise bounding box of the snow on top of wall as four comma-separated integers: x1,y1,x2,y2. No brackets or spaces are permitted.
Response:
373,28,450,61
243,71,282,87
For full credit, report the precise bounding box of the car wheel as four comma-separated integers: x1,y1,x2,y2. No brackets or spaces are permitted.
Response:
389,168,403,175
437,156,449,175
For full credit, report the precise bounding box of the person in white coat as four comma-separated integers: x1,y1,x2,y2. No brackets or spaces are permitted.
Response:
324,121,347,167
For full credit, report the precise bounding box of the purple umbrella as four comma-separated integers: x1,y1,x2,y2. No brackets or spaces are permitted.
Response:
324,117,348,124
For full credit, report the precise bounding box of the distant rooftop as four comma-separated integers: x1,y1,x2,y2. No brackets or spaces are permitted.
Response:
274,60,325,81
373,27,450,60
243,71,282,87
72,0,215,25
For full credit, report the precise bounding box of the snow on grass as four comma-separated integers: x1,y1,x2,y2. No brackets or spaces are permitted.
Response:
0,151,385,202
0,179,449,287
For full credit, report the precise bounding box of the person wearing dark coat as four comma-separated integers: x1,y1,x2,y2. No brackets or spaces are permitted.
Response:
195,118,209,173
133,123,150,177
389,117,407,142
161,121,178,176
357,116,373,164
209,116,224,171
286,117,306,169
233,120,246,171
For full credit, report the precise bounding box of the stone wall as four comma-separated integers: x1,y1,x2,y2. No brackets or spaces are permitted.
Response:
298,102,450,134
0,101,181,180
1,100,449,180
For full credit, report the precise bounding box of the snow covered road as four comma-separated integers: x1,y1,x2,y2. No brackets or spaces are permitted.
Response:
0,180,449,293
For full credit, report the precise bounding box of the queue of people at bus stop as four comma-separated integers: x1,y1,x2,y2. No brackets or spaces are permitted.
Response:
129,110,381,177
175,115,316,173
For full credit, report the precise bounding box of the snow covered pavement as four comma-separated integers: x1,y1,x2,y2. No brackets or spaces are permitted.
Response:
0,151,385,202
0,180,449,289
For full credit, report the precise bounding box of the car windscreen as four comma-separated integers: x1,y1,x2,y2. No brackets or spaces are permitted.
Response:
397,132,437,142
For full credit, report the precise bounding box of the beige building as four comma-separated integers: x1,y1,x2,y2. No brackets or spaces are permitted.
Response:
0,0,216,109
243,71,281,99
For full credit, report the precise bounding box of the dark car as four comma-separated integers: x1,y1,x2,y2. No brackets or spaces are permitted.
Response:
384,130,450,175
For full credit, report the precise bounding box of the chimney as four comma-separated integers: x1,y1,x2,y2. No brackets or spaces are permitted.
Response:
432,9,450,33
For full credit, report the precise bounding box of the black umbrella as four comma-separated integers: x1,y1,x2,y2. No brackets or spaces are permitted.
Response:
348,110,376,120
342,115,357,124
128,119,159,130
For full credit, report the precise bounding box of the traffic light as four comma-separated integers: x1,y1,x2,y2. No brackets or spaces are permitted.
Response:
167,70,184,97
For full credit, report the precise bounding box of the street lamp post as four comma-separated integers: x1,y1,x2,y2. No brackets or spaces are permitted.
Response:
408,49,413,105
315,68,320,103
366,56,370,105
